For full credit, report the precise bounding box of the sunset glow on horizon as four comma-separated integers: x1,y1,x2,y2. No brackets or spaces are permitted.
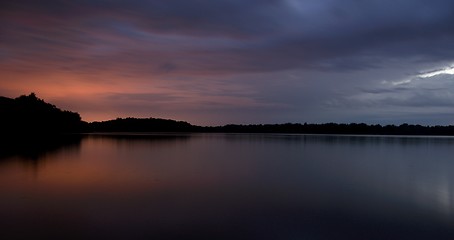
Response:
2,0,454,125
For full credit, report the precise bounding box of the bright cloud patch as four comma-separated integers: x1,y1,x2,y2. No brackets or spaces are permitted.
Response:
388,64,454,86
331,63,454,124
418,65,454,78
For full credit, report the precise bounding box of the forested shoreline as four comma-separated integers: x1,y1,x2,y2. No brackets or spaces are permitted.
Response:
3,93,454,136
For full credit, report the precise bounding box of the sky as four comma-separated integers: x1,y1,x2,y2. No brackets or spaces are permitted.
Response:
1,0,454,126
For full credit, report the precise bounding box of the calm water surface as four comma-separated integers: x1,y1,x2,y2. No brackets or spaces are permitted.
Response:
1,133,454,239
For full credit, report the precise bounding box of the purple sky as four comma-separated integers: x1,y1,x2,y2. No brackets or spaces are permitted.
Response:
1,0,454,125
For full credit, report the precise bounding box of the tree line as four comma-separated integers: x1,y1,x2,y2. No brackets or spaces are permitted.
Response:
2,93,454,136
0,93,85,135
207,123,454,135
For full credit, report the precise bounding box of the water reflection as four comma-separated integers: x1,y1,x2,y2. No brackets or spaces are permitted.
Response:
1,134,454,239
0,134,82,161
0,135,82,176
86,132,192,149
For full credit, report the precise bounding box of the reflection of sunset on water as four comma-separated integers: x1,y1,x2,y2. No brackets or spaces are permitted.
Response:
1,134,454,240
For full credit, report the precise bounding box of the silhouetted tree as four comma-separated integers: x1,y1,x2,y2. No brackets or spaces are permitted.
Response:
0,93,86,135
89,117,197,132
3,93,454,136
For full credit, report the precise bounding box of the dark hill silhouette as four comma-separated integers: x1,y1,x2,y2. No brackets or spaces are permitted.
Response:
90,117,199,132
2,93,454,135
0,93,86,135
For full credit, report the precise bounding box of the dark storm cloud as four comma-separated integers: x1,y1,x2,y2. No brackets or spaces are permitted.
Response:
2,0,454,74
2,0,454,124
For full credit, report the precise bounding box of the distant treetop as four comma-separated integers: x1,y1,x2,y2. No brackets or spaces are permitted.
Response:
2,93,454,136
0,93,85,135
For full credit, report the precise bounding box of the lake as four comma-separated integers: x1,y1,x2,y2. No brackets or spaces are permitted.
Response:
1,133,454,239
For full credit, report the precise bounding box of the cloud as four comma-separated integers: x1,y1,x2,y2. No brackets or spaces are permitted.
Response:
329,64,454,124
418,66,454,78
3,0,454,75
2,0,454,124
